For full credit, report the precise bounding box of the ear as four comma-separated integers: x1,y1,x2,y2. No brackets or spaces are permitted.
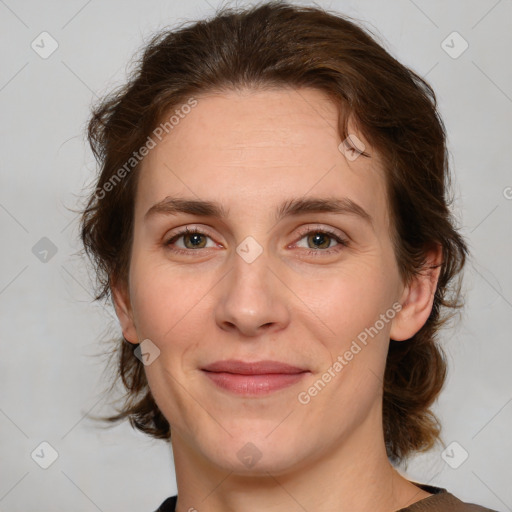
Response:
390,244,443,342
111,277,138,344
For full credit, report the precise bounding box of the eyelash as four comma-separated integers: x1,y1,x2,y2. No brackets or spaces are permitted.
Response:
163,225,349,257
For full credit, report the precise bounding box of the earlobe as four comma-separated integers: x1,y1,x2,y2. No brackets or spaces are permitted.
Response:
111,277,139,344
390,244,443,342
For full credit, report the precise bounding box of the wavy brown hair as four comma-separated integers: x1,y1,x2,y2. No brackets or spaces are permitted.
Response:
79,1,468,464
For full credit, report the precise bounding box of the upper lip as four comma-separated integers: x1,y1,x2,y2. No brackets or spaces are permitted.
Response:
202,360,308,375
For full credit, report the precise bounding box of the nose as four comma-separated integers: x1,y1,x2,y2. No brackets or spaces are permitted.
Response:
214,249,291,338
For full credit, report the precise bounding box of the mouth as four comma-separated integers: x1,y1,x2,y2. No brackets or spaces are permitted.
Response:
201,359,310,395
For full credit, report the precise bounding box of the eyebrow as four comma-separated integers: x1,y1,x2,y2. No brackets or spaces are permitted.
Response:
144,195,373,228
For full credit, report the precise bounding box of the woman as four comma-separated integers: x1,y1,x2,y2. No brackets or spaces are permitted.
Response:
80,2,498,511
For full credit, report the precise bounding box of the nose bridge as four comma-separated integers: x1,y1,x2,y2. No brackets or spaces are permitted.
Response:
214,237,290,336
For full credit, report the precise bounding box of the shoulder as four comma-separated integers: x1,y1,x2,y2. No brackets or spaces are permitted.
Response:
399,483,500,512
153,495,177,512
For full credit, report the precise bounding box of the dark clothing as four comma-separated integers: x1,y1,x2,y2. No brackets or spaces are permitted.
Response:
155,482,499,511
155,495,176,511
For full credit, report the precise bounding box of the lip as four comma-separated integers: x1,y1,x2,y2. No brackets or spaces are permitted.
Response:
201,359,310,395
202,359,308,374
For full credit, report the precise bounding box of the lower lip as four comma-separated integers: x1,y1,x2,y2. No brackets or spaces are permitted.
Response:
202,371,308,395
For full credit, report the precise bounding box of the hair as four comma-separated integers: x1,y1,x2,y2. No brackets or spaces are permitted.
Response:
79,0,469,464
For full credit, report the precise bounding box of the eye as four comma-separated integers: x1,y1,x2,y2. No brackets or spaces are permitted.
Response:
164,227,218,253
163,225,349,257
293,226,349,256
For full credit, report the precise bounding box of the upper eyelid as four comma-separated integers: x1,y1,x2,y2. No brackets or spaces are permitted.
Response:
295,224,345,237
165,225,216,241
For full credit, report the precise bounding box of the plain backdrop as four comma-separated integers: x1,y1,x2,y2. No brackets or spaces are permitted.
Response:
1,0,511,510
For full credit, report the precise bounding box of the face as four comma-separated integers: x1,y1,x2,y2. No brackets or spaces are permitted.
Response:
114,86,435,476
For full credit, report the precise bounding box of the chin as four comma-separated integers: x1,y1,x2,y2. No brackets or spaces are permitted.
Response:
200,428,309,476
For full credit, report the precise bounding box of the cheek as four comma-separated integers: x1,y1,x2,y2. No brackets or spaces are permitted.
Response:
297,262,397,343
129,257,214,346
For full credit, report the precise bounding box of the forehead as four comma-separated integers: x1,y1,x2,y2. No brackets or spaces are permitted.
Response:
135,87,389,231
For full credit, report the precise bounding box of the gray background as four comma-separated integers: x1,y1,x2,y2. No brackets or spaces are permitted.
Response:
1,0,511,510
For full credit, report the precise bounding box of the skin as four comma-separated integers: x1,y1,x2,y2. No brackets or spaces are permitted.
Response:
112,86,442,512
